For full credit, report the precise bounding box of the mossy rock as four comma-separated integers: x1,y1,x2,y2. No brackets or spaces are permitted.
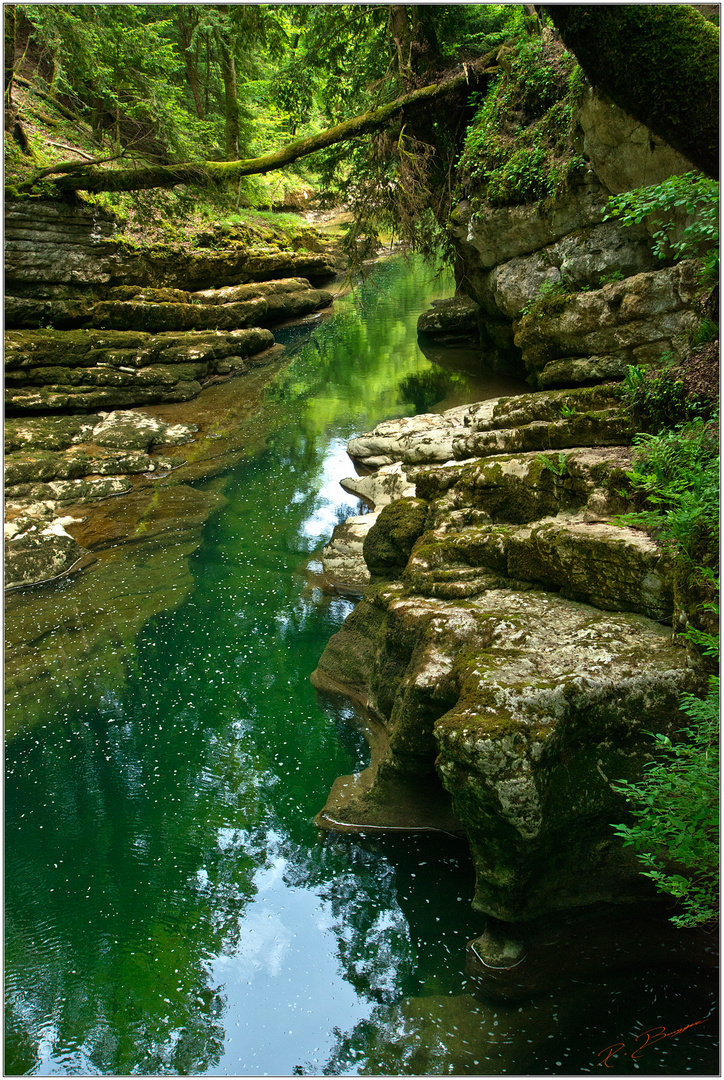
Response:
363,497,429,579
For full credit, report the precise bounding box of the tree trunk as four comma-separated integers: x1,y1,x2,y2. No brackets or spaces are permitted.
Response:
5,4,16,106
219,38,239,160
177,10,204,120
216,5,239,161
388,5,441,87
388,6,414,84
25,56,496,195
545,5,719,179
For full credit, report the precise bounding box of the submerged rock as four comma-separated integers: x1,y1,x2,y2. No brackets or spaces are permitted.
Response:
5,516,90,589
4,407,200,588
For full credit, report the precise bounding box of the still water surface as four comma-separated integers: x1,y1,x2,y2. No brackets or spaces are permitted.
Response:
5,259,717,1075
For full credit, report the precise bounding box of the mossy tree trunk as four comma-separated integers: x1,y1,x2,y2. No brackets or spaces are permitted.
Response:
545,4,719,178
216,6,239,161
21,57,495,196
177,8,204,120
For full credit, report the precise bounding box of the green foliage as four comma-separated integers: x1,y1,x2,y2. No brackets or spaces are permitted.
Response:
598,269,624,286
613,378,720,928
520,277,571,318
620,363,705,432
537,451,569,477
459,30,586,209
20,5,193,157
691,318,719,346
611,674,719,928
604,172,719,263
618,418,719,573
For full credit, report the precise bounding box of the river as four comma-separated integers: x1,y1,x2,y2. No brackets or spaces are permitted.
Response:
4,258,718,1075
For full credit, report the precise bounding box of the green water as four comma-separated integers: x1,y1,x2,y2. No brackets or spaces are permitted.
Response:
5,259,718,1075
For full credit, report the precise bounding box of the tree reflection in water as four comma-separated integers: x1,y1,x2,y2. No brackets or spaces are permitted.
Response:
4,257,717,1076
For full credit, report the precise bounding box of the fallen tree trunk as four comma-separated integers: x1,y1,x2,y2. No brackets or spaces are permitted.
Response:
21,58,496,196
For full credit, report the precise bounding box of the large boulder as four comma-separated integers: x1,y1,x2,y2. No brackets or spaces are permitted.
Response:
417,295,480,344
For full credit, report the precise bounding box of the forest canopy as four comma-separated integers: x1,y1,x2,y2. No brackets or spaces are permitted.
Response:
4,3,719,257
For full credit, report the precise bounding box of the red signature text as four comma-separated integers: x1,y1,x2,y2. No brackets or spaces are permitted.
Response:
598,1019,708,1067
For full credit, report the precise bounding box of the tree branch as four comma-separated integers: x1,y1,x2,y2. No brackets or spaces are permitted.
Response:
21,57,496,195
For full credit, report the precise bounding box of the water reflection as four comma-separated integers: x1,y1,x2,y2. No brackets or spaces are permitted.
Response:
4,257,717,1076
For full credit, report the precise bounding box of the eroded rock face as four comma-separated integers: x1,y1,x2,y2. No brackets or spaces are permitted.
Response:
447,89,701,382
514,261,701,383
7,277,333,333
313,386,706,921
321,463,417,593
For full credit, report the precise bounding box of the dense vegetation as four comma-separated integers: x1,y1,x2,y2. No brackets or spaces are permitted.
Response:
4,4,518,257
609,177,719,929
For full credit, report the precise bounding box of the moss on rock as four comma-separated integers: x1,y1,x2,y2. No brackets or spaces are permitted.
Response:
363,497,429,579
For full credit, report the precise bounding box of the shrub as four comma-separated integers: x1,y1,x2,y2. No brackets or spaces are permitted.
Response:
617,417,719,569
604,171,719,263
612,673,719,928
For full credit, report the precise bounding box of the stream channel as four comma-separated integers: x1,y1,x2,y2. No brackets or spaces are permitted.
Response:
5,258,718,1075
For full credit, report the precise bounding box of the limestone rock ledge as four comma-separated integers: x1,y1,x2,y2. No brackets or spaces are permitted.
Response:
321,463,416,593
4,409,198,589
5,325,280,414
312,385,706,922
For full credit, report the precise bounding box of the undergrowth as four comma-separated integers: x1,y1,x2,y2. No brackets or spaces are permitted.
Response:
613,393,719,928
458,30,586,210
612,665,719,929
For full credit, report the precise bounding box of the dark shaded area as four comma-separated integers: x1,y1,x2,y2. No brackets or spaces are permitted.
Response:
546,5,719,178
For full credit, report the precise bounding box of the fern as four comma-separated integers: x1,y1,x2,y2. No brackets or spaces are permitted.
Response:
612,675,720,928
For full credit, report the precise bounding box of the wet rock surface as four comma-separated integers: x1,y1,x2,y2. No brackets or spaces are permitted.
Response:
417,295,480,344
4,408,200,588
314,384,707,921
4,199,342,588
6,324,280,413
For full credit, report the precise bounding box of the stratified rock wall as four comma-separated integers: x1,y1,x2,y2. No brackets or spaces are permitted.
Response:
5,200,337,301
419,87,701,384
4,199,340,587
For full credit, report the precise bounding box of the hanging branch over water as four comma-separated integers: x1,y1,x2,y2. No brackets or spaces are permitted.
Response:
20,56,497,196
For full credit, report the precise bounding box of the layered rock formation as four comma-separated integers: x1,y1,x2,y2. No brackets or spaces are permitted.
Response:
418,88,701,387
5,199,336,413
4,199,339,587
313,387,705,922
5,200,337,300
